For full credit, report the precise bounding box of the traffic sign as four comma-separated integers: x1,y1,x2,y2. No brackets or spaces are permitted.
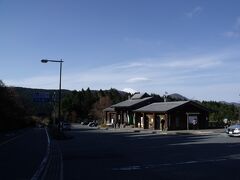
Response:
32,92,50,102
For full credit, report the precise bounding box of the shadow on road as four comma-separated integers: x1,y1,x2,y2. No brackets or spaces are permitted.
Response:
59,128,240,180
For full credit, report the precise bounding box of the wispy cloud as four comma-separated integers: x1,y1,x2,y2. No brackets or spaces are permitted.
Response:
224,31,240,38
224,17,240,38
186,6,202,18
111,55,222,71
123,37,162,47
115,62,147,69
5,47,240,102
161,57,222,69
6,75,60,89
126,77,151,83
5,52,226,89
234,17,240,29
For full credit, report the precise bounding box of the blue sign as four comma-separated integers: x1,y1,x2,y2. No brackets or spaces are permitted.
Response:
33,92,50,102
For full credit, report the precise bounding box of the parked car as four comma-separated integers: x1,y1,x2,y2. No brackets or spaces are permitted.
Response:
88,122,98,127
36,123,45,128
63,122,71,130
226,124,240,137
82,121,89,125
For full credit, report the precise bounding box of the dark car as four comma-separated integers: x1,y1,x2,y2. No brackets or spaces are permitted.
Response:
63,122,71,130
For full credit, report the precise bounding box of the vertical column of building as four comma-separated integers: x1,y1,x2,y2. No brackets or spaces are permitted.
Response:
143,113,147,129
165,113,168,130
105,111,108,124
153,113,156,130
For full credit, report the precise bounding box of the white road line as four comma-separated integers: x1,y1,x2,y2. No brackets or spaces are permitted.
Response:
0,134,23,147
112,158,232,171
31,128,50,180
59,145,64,180
126,134,159,138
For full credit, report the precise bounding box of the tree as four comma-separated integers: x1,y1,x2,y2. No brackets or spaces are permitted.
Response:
89,95,112,123
0,80,27,131
61,88,129,123
202,101,239,127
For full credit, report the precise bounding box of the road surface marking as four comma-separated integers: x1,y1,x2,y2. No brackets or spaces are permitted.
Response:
112,157,233,171
31,128,50,180
59,145,64,180
0,134,23,147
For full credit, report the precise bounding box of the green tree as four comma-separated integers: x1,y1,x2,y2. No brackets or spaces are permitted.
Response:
202,101,238,127
0,80,27,131
62,88,129,123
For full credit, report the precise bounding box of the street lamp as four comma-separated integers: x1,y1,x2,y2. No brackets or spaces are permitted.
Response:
41,59,64,131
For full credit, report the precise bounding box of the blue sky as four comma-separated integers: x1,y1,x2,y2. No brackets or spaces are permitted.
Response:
1,0,240,102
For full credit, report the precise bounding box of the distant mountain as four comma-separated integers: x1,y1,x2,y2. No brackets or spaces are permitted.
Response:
10,87,129,117
11,87,72,116
231,102,240,107
219,101,240,107
168,93,188,101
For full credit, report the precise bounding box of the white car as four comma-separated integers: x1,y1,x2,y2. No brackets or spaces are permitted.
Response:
226,124,240,137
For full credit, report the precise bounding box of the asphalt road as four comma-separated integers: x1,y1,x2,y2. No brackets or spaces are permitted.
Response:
59,126,240,180
0,128,48,180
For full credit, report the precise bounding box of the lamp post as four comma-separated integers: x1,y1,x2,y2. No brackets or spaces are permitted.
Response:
239,94,240,123
41,59,64,131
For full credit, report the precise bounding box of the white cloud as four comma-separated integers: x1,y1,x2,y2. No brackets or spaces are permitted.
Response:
224,31,240,38
161,57,222,69
5,52,226,90
5,47,240,102
123,37,163,48
114,62,147,69
234,17,240,29
126,77,150,83
186,6,202,18
224,17,240,38
6,75,59,89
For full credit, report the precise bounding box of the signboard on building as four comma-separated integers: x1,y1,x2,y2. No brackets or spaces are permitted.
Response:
32,92,50,102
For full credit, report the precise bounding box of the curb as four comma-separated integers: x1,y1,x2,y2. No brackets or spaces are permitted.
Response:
31,128,51,180
41,140,63,180
100,127,224,136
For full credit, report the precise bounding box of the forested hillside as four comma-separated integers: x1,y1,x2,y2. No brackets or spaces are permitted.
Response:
1,79,239,131
202,101,239,127
0,80,28,131
61,88,129,122
13,86,129,124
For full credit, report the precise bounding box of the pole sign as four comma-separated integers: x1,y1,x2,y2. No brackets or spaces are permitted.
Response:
32,92,50,102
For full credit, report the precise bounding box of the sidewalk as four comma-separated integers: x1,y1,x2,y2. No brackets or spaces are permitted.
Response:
32,128,63,180
41,139,63,180
0,128,29,145
100,126,225,136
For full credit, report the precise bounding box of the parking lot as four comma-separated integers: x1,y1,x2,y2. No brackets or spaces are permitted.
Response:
57,124,240,180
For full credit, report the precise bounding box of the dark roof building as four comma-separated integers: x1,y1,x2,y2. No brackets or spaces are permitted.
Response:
134,101,211,113
103,92,211,130
103,93,160,126
134,101,211,130
134,101,188,113
112,97,153,109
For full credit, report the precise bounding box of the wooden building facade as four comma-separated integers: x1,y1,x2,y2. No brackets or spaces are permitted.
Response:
133,101,211,130
103,93,160,127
